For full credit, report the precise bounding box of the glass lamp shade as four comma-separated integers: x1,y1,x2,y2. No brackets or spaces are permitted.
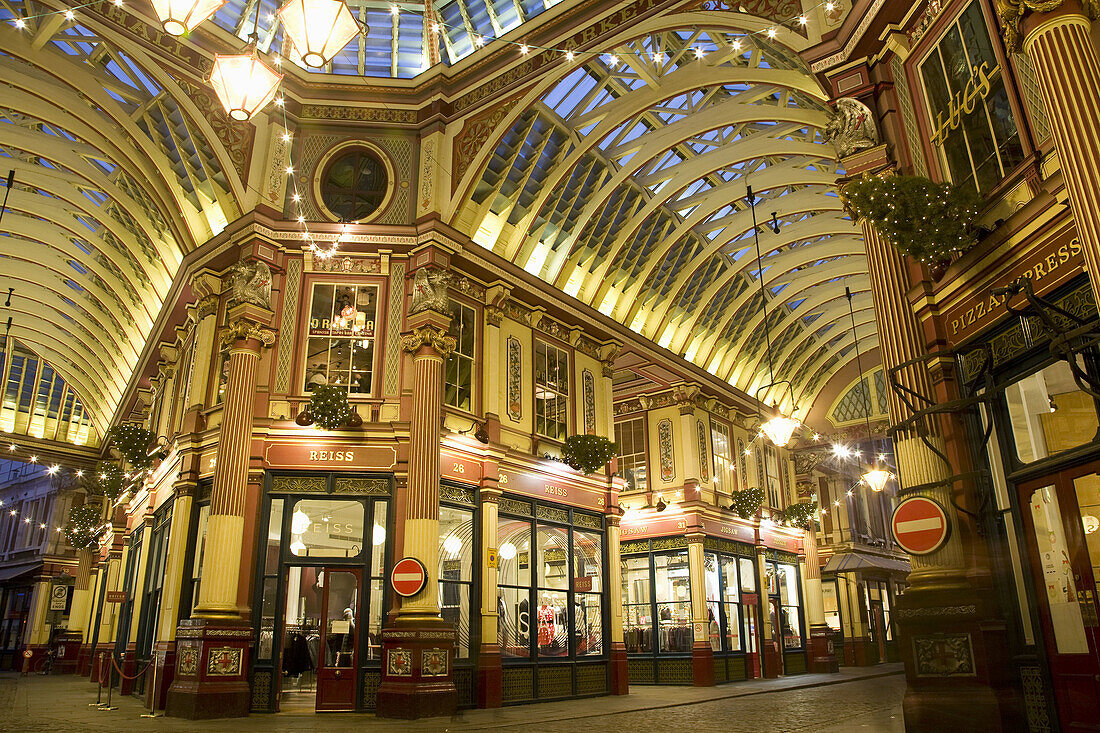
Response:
150,0,226,35
862,467,893,493
760,414,800,448
208,52,283,121
278,0,360,68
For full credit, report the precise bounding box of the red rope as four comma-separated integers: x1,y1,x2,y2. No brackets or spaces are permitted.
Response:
109,652,155,681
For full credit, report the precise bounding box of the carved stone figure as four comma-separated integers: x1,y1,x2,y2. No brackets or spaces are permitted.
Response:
824,97,879,159
227,259,272,309
410,267,452,314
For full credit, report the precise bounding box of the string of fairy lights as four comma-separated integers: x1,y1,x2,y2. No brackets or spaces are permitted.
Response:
6,0,845,259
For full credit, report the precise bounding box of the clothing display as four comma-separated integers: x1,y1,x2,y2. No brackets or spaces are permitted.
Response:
283,631,314,676
537,604,555,647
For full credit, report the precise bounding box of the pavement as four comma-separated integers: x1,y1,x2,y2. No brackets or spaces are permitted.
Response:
0,664,905,733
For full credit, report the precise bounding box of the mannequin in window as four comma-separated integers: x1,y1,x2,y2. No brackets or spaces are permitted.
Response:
337,607,355,666
708,608,720,652
537,594,555,648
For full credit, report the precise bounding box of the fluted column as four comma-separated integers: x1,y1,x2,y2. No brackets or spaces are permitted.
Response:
396,319,455,618
194,309,274,618
801,527,836,672
477,485,502,707
156,485,194,640
686,532,714,685
68,548,95,634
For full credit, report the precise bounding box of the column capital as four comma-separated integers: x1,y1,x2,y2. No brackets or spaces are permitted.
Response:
191,295,219,322
998,0,1099,51
220,320,276,351
401,324,456,359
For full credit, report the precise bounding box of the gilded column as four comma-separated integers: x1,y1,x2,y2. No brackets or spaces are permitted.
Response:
606,513,628,694
376,262,458,719
686,531,714,686
800,527,836,672
68,548,95,635
1004,3,1100,305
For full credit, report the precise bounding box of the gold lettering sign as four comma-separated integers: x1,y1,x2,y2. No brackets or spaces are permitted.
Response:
931,62,998,147
308,450,356,462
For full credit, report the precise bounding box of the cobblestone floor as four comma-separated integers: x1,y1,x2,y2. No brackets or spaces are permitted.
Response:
0,665,904,733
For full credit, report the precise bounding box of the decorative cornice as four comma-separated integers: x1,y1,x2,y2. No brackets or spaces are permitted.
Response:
400,325,456,358
193,295,219,321
219,320,276,350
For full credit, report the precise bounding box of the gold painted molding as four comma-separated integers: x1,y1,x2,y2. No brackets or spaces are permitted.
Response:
997,0,1100,50
219,320,276,350
400,325,457,358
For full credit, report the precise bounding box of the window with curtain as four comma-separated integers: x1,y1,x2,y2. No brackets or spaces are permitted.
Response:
614,417,647,493
919,1,1025,192
534,341,569,440
303,283,379,394
445,303,476,411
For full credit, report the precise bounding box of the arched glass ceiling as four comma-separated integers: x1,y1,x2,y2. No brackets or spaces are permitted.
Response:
211,0,560,78
455,26,876,414
1,340,98,447
0,10,241,433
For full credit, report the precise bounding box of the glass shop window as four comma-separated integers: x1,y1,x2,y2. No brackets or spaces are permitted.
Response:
711,420,735,496
614,417,648,493
303,283,379,394
572,529,603,656
497,517,532,658
288,499,364,558
445,303,476,411
704,552,744,653
256,499,283,662
534,341,569,441
1004,358,1100,464
773,562,803,649
621,550,693,655
919,1,1025,192
188,503,210,615
822,581,842,633
438,505,474,659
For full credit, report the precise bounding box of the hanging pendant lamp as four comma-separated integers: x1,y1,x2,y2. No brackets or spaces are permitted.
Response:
760,411,801,448
150,0,226,35
862,465,893,493
277,0,361,68
209,48,283,121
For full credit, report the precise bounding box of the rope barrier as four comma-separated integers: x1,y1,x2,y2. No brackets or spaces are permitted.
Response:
109,652,154,682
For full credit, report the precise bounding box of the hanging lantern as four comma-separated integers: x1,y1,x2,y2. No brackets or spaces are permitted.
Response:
277,0,361,68
209,51,283,121
149,0,226,35
861,467,893,493
760,413,800,448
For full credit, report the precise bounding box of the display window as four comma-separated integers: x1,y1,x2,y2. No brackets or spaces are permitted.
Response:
1002,357,1100,466
136,502,172,661
711,420,734,496
622,550,693,654
438,503,475,659
303,283,379,394
496,502,605,661
822,579,842,634
765,560,803,650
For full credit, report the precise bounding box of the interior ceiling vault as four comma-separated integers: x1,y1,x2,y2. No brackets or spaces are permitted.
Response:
0,14,241,441
453,23,876,415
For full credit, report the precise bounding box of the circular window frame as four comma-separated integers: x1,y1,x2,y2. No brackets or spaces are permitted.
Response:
311,140,396,225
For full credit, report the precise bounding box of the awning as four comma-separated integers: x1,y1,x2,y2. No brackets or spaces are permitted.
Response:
821,551,911,575
0,564,39,583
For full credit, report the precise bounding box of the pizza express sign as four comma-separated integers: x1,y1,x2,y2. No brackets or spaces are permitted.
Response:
943,230,1083,343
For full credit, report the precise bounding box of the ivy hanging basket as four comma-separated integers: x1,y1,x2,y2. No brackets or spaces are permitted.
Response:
107,423,157,470
562,435,618,475
66,503,103,550
843,174,982,266
783,502,819,528
88,461,125,501
308,385,353,430
732,486,765,520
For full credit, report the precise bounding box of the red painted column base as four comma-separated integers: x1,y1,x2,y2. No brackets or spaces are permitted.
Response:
375,618,458,719
476,644,502,708
165,619,252,719
807,626,839,673
89,644,113,684
762,640,781,678
54,633,82,674
609,642,629,695
77,644,93,677
692,643,715,686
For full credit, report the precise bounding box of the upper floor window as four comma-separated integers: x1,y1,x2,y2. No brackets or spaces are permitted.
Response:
919,1,1025,193
711,420,734,495
534,341,569,440
764,445,784,510
615,417,647,493
304,283,379,394
445,303,476,411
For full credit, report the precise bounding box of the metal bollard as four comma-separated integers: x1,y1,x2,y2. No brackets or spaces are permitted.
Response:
140,653,162,718
89,653,106,706
99,655,117,711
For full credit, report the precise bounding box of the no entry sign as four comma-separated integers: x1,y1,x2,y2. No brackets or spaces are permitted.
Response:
391,557,428,597
892,496,950,555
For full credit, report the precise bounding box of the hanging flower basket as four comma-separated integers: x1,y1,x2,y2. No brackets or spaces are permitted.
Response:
843,174,982,266
562,435,618,475
87,461,125,501
66,503,103,550
308,385,353,430
783,502,819,528
107,423,157,470
732,487,765,519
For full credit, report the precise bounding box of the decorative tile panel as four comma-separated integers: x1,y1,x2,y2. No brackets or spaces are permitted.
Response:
573,512,603,531
502,665,534,702
441,484,475,505
421,648,448,676
498,497,532,516
537,665,572,698
176,644,198,676
206,647,242,676
250,669,272,710
271,476,327,493
913,633,976,677
334,477,391,495
658,418,674,482
273,258,302,393
697,420,709,480
361,669,382,710
575,662,608,694
536,505,569,524
583,369,596,435
507,336,522,421
383,261,406,396
386,649,412,677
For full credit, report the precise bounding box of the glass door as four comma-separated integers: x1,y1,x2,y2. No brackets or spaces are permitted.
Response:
316,568,360,711
1019,465,1100,732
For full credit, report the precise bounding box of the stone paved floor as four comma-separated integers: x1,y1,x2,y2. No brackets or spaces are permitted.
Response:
0,665,904,733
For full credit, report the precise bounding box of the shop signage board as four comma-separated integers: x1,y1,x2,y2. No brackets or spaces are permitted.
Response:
892,497,950,555
391,557,427,597
441,449,482,485
942,227,1083,343
619,514,695,539
497,468,608,512
105,591,128,603
264,442,397,470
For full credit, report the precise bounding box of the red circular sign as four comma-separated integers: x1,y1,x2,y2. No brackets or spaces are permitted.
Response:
22,649,32,659
892,496,950,555
391,557,428,597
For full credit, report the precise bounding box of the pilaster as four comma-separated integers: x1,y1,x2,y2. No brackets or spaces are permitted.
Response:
477,482,502,708
606,512,628,694
686,532,714,686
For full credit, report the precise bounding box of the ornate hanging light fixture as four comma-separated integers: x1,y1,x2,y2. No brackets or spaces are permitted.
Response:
277,0,361,68
760,410,801,448
149,0,226,35
209,49,283,121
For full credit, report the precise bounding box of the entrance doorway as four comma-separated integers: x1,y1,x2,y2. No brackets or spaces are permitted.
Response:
1019,464,1100,732
280,567,361,712
742,597,760,678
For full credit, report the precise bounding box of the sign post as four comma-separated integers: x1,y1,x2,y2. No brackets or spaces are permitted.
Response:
891,496,950,555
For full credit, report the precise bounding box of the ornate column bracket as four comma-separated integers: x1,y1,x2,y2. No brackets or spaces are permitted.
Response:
219,320,276,350
400,324,456,358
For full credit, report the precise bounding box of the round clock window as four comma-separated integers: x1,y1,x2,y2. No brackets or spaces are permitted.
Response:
317,146,390,223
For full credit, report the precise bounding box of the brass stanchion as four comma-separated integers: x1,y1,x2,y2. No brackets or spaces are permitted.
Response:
140,652,162,719
98,654,117,711
89,653,105,707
